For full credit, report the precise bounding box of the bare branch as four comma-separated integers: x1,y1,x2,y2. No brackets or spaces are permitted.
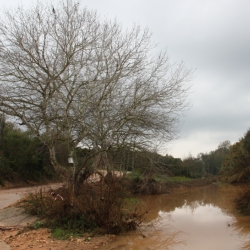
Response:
0,0,192,181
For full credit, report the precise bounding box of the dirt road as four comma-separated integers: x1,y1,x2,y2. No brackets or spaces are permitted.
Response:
0,183,62,209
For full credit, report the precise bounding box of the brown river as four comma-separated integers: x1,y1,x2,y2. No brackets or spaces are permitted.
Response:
100,184,250,250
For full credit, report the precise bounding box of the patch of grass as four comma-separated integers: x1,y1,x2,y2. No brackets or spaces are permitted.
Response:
154,176,192,183
51,228,82,240
127,172,192,184
53,215,97,232
123,197,141,212
124,197,140,205
126,171,143,182
51,228,66,240
33,220,44,229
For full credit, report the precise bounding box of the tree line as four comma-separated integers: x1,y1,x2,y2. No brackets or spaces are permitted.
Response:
2,112,249,185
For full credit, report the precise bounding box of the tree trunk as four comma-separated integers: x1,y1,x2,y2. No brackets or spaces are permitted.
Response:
49,146,70,179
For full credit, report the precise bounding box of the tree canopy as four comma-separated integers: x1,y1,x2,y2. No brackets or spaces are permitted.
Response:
0,0,192,182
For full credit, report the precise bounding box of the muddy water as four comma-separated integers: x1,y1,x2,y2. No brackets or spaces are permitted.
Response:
100,184,250,250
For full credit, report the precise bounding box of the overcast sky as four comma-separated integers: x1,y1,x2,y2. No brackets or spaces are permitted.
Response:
2,0,250,159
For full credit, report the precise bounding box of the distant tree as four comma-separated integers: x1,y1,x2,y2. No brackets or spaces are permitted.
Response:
181,156,205,178
219,130,250,183
0,0,192,186
199,140,230,175
161,154,183,176
218,140,231,151
243,129,250,157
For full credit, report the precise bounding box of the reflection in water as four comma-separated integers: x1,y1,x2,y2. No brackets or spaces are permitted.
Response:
100,185,250,250
162,203,239,250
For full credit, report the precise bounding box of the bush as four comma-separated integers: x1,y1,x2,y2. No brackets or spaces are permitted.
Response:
22,175,145,235
0,121,56,183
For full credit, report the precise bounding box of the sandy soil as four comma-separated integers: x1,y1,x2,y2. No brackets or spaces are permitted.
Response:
0,228,115,250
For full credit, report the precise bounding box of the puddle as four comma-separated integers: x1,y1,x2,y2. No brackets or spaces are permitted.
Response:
100,185,250,250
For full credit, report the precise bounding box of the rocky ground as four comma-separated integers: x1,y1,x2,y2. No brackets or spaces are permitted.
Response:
0,206,115,250
0,228,115,250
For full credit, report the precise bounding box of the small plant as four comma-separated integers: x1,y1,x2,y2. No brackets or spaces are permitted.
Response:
22,188,52,217
51,228,69,240
34,220,43,229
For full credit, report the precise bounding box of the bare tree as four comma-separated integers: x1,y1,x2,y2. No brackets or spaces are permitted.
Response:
0,0,192,184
